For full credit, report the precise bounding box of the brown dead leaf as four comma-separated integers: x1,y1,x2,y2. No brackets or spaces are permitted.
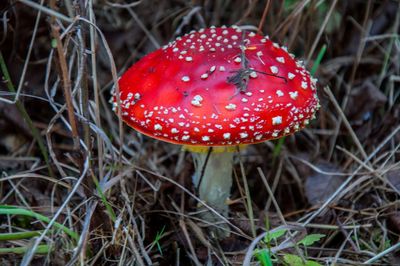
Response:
387,169,400,191
388,212,400,234
304,162,345,205
0,102,32,137
346,81,387,124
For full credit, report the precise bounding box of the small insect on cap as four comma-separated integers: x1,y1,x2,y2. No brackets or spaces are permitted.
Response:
112,25,320,146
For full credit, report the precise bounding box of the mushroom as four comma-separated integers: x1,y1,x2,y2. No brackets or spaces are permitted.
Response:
112,25,319,238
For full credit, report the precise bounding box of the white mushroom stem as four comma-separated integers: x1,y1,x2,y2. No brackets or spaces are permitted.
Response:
191,148,234,237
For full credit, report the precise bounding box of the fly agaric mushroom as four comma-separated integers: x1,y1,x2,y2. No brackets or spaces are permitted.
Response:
112,25,319,238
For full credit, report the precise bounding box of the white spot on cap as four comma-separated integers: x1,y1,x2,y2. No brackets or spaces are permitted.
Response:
223,133,231,139
154,124,163,130
270,66,279,74
201,73,208,79
250,72,258,78
225,103,237,110
171,128,178,134
191,95,203,107
289,91,298,100
182,135,190,141
276,57,285,63
301,81,308,89
231,35,239,40
210,65,216,72
182,76,190,82
248,32,256,37
222,30,229,35
134,93,141,100
240,132,248,138
185,56,193,62
241,98,248,103
219,66,226,71
276,90,284,97
311,77,318,84
234,57,242,63
194,95,203,101
272,116,282,125
288,72,295,80
257,51,263,57
173,47,179,52
202,136,210,141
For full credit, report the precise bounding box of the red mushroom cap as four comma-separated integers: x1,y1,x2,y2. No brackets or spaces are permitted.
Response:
113,25,319,146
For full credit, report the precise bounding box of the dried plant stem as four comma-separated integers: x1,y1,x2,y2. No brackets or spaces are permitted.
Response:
257,0,270,34
324,86,368,160
238,154,256,237
306,0,338,63
76,27,91,152
50,23,80,150
88,1,104,180
363,242,400,264
18,0,73,23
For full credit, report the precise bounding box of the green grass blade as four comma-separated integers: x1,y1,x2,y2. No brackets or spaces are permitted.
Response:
255,249,273,266
0,205,79,241
272,137,285,162
311,44,327,75
0,230,47,241
0,244,51,254
91,173,117,222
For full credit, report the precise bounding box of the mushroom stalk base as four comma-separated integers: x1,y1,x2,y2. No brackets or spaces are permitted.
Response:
192,150,233,238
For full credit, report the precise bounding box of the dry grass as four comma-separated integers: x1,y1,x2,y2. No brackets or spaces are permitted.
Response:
0,0,399,265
